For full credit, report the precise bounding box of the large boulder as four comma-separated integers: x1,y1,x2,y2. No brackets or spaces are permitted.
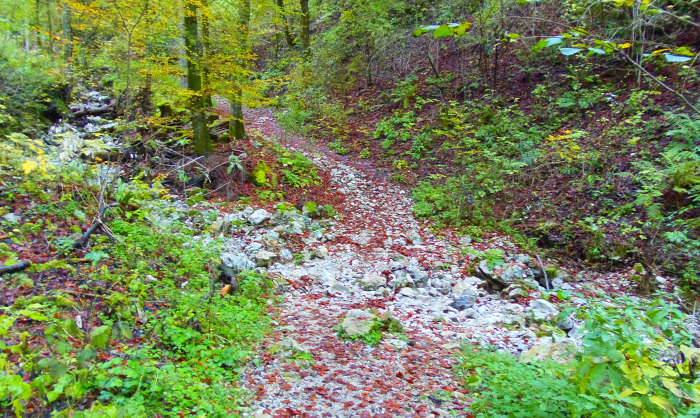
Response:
478,259,530,291
355,273,385,291
220,252,256,272
407,266,429,288
526,299,560,321
248,209,272,225
339,309,377,337
450,295,476,311
388,270,413,290
254,250,278,267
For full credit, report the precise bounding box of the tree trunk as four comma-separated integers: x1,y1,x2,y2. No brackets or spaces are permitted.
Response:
300,0,310,53
229,87,245,140
276,0,295,48
48,0,55,54
201,0,213,108
62,1,72,60
35,0,42,49
184,0,211,156
229,0,250,141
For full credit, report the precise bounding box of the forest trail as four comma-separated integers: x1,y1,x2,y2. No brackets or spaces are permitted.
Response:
234,108,546,417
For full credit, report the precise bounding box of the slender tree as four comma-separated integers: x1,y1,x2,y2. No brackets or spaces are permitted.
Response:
61,1,72,60
299,0,309,52
276,0,294,48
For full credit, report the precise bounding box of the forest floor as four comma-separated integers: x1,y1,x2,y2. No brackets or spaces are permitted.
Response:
232,108,643,417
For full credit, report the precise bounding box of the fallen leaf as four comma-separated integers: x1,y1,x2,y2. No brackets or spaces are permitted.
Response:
220,285,232,296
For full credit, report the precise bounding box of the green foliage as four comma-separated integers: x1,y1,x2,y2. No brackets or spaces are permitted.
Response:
276,149,321,188
457,296,700,417
573,296,700,417
456,345,577,417
328,139,350,154
336,312,404,346
0,48,67,137
374,110,419,151
251,160,277,188
390,75,419,108
627,113,700,291
0,173,272,415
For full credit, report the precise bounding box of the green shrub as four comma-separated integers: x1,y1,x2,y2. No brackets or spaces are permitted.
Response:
457,296,700,417
456,345,577,417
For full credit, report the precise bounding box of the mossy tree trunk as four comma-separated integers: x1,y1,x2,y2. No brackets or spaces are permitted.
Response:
228,0,250,141
184,0,211,155
201,0,213,109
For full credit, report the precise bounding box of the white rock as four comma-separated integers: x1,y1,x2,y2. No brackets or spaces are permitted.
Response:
527,299,560,321
398,287,419,298
248,209,272,225
254,250,278,267
452,280,478,298
340,309,376,336
313,246,329,259
355,273,386,291
520,337,577,364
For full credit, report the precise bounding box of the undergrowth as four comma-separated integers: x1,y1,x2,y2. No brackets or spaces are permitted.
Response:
0,137,273,416
456,295,700,417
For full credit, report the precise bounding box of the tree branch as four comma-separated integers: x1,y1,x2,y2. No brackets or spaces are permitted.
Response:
0,261,32,276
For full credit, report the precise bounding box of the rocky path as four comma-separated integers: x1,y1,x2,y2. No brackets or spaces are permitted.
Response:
224,108,589,417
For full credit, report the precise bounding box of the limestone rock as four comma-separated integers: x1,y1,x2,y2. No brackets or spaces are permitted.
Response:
407,266,429,288
248,209,272,225
254,250,278,267
450,295,476,311
313,246,329,259
452,280,478,298
506,285,529,299
556,315,575,332
220,252,256,272
399,287,419,298
355,273,385,291
520,337,577,364
527,299,560,321
340,309,376,337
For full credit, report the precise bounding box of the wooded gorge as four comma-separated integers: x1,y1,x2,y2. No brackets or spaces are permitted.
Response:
1,0,699,416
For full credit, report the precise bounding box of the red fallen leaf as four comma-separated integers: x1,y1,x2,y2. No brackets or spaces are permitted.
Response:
281,400,291,404
281,382,292,391
343,401,354,408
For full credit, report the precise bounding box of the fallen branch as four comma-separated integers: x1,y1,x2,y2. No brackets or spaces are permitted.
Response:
71,105,115,118
0,261,32,276
62,290,108,299
58,203,119,257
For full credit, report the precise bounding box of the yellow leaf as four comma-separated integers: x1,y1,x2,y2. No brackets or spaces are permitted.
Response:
661,378,688,399
619,43,633,49
619,388,637,398
21,160,38,174
652,49,670,55
649,395,674,413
